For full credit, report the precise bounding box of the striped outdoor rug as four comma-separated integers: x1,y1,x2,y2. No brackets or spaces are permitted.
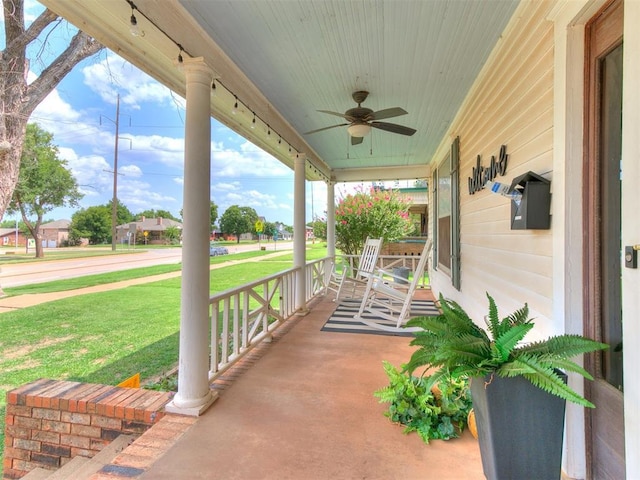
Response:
321,298,439,337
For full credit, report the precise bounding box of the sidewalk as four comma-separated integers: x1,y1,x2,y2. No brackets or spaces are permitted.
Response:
0,250,292,313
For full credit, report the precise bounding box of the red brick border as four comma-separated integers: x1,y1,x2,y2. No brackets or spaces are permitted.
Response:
3,380,172,480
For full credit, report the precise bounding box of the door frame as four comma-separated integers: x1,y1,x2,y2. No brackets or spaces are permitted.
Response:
582,1,625,478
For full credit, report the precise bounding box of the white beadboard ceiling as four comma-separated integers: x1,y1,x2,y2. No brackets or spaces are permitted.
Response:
40,0,519,182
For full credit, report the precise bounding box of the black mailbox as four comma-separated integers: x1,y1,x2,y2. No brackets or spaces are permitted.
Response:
509,171,551,230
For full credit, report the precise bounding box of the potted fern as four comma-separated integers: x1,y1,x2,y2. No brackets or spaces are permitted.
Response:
405,293,608,480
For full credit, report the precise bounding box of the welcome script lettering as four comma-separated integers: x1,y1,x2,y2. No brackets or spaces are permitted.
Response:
468,145,509,194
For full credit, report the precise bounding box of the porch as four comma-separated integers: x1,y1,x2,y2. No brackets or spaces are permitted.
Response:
138,292,482,479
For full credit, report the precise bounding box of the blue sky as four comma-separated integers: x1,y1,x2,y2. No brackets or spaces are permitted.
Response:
3,1,330,227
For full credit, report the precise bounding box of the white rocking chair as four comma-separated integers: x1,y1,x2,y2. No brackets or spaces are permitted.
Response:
327,237,383,301
354,240,432,333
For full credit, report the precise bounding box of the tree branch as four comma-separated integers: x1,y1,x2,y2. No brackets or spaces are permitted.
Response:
22,31,103,117
3,8,59,56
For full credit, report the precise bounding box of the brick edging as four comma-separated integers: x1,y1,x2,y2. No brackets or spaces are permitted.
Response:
3,380,172,479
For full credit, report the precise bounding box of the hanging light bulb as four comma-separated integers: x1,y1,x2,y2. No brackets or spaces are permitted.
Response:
129,9,140,36
232,96,238,115
176,47,184,70
211,80,217,96
251,113,256,129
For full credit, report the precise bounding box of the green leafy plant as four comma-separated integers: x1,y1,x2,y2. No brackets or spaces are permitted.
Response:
144,372,178,392
335,186,414,256
374,361,472,443
405,293,609,408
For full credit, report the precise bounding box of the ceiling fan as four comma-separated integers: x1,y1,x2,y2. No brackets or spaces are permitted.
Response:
304,91,417,145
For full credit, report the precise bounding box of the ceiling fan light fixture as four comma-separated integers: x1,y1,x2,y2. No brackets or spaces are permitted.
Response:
347,123,371,138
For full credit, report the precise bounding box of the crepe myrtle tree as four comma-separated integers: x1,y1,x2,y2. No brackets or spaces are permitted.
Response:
335,186,414,256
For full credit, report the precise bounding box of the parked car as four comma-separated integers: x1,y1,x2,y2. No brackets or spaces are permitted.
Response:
209,246,229,256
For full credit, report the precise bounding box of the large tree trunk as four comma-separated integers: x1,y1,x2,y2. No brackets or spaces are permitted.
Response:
0,0,103,293
0,0,103,221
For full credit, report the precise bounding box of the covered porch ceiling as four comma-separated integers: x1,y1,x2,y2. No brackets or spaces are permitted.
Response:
40,0,519,183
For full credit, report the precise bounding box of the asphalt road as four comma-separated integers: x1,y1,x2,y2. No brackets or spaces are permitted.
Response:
0,241,293,288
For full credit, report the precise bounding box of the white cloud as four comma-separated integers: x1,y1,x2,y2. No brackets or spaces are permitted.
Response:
118,179,176,212
119,164,143,177
82,54,177,109
212,141,291,178
212,181,241,192
173,177,184,185
62,153,113,197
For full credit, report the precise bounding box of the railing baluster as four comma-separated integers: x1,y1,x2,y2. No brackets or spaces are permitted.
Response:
242,290,249,349
208,254,427,381
221,297,230,365
210,300,219,374
233,294,240,356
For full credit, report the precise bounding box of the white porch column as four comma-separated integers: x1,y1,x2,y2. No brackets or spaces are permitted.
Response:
326,181,336,259
166,58,217,416
294,153,308,314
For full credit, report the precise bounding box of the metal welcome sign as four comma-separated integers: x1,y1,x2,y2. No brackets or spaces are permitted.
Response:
468,144,509,194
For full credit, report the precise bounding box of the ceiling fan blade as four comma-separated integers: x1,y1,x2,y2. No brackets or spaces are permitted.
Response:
304,123,349,135
317,109,351,120
370,107,408,121
371,121,417,136
351,136,364,146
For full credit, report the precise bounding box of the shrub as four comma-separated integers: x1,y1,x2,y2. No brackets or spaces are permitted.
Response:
335,186,414,256
374,361,472,444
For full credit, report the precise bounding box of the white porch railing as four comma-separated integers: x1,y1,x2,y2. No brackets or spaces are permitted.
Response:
208,257,330,381
208,254,428,382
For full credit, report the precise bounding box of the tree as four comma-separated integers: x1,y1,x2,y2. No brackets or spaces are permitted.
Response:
164,225,181,245
7,124,82,258
70,205,111,245
209,201,219,231
0,0,103,220
107,200,135,226
310,217,327,241
219,205,258,243
335,186,414,256
138,208,180,222
180,201,218,230
263,221,277,239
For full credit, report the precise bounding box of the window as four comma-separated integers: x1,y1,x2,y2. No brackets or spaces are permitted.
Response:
433,137,461,289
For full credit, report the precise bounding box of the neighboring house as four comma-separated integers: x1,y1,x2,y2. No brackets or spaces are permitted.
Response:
115,217,182,245
0,228,26,247
40,219,71,248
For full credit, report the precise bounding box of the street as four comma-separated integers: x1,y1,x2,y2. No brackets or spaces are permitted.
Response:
0,241,293,288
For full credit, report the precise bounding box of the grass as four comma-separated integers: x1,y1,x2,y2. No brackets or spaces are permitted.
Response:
3,250,271,296
0,243,327,465
0,248,147,264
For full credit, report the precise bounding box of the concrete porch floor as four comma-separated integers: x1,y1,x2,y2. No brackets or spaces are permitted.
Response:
140,292,483,480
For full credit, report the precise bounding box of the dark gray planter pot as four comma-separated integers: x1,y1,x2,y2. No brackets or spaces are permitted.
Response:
470,373,567,480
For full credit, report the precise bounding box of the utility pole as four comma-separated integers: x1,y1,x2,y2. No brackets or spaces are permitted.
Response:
101,95,131,251
111,94,120,251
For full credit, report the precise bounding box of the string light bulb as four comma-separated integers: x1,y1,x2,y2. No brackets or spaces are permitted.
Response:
211,80,217,96
232,96,238,115
251,113,256,129
177,47,184,70
129,9,140,36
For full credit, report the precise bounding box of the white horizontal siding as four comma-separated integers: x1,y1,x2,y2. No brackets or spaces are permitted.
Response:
432,0,556,330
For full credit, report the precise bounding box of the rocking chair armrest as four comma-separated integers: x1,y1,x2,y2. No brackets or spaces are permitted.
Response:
374,267,410,282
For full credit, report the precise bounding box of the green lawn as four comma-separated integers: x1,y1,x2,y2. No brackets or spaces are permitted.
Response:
3,250,270,296
0,244,327,466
